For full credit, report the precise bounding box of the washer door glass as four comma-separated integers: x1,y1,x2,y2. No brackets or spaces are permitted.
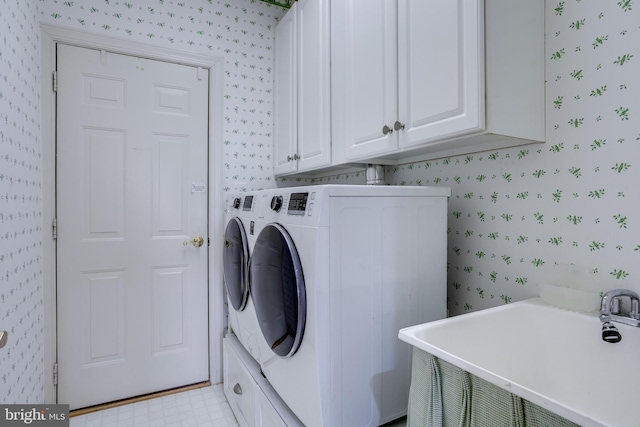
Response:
250,223,306,358
223,217,249,311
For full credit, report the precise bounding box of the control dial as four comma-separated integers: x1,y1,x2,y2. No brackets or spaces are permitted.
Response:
270,195,284,212
232,197,241,209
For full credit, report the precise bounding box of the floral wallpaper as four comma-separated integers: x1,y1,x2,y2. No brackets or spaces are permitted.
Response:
1,0,638,404
0,0,44,403
387,1,640,316
0,0,286,405
38,0,287,202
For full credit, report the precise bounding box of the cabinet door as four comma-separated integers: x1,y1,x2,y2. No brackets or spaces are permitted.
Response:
273,6,298,175
224,341,255,427
398,0,483,149
255,386,288,427
296,0,331,172
331,0,397,161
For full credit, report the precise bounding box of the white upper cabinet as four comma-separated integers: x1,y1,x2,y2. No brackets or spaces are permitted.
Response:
397,0,482,148
330,0,398,161
331,0,544,165
274,7,297,175
273,0,331,175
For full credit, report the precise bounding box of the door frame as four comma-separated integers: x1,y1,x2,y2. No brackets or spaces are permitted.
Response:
41,24,225,404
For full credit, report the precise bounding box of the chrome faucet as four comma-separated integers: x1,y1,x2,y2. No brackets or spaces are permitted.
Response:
600,289,640,325
600,289,640,343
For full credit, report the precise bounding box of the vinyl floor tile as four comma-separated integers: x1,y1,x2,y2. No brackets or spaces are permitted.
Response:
69,384,239,427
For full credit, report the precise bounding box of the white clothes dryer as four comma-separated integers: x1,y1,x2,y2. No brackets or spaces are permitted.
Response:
248,185,451,427
223,194,269,364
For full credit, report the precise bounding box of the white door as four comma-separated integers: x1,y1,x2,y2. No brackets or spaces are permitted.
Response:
331,0,398,161
398,0,483,148
56,44,209,410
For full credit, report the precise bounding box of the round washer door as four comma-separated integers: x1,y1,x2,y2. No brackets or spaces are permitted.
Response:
250,223,306,358
223,217,250,311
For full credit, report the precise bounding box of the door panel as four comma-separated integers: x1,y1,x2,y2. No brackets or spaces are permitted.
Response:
152,266,187,352
153,135,189,235
83,270,125,365
84,128,125,237
56,44,209,409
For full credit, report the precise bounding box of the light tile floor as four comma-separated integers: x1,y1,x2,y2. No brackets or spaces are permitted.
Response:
69,383,408,427
69,384,239,427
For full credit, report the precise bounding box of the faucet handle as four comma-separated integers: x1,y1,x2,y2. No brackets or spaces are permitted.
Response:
631,298,640,320
612,297,622,315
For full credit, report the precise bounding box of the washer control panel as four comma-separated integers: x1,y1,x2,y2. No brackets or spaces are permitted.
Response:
287,192,308,216
256,190,318,221
242,195,254,211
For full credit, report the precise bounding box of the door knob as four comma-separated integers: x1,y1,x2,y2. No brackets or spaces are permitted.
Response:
183,236,205,247
382,125,393,135
394,121,405,131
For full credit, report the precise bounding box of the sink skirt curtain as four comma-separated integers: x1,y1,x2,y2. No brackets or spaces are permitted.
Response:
408,348,579,427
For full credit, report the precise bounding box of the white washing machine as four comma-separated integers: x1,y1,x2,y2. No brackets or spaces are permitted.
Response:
224,193,304,427
248,184,451,427
223,193,269,364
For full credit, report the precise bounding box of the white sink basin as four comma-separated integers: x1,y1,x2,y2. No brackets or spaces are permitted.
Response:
399,298,640,427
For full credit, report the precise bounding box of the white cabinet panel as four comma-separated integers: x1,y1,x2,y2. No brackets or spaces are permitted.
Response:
398,0,482,147
273,8,297,175
224,335,304,427
274,0,331,175
331,0,397,161
224,339,256,427
255,386,288,427
297,0,331,171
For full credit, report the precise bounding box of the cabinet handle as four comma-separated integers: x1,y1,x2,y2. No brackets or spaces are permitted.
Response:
394,121,405,131
382,125,393,135
287,155,293,162
293,153,300,160
233,383,242,395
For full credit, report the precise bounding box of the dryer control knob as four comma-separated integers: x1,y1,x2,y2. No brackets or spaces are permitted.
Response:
271,195,283,212
232,197,241,209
